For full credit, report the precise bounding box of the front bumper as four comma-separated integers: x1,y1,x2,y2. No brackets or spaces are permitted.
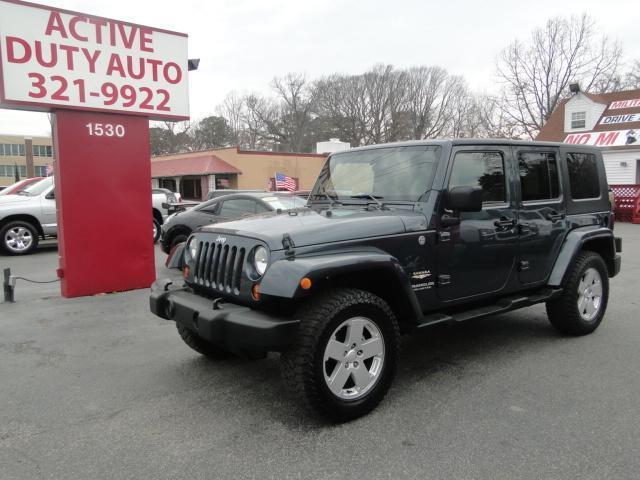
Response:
150,280,299,352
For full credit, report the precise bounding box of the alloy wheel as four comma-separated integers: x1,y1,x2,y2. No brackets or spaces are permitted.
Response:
322,316,385,400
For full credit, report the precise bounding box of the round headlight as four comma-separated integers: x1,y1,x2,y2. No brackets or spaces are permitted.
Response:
253,246,269,276
187,237,198,260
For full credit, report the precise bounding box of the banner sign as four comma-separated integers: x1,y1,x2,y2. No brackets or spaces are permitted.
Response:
609,99,640,110
600,114,640,125
0,0,189,120
564,129,639,147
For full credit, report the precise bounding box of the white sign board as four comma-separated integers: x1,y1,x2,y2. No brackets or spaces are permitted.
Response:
600,114,640,125
0,0,189,120
608,99,640,110
564,129,639,147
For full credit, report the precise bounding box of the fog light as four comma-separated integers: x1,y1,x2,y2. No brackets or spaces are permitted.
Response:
251,283,261,301
300,277,312,290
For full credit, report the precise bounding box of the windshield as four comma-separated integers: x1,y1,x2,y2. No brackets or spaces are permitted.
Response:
262,195,305,210
18,177,54,196
312,145,442,203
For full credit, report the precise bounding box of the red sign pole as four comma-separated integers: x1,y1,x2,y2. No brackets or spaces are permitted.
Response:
53,109,155,297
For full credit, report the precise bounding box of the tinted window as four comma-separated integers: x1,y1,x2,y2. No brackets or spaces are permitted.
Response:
255,202,271,213
567,153,600,199
449,151,506,203
219,199,258,217
200,203,219,214
519,152,560,201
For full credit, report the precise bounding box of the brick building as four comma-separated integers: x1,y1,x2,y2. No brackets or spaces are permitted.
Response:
151,147,327,200
0,134,53,188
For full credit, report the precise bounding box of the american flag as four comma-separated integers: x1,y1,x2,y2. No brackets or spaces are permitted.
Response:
275,172,297,191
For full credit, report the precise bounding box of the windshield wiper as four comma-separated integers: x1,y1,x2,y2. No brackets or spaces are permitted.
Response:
350,193,387,210
313,190,341,207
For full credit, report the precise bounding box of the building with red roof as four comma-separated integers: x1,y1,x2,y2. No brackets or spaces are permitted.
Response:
151,146,327,200
537,88,640,184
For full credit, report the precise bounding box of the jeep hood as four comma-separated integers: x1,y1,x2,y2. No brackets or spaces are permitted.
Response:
199,207,428,250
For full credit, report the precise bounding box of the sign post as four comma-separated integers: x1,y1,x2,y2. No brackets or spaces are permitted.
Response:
0,0,189,297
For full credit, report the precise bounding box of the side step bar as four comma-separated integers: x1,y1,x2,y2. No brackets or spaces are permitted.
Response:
415,288,563,329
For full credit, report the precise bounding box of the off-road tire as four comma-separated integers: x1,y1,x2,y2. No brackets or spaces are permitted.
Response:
281,288,400,422
176,323,232,359
0,220,40,255
546,251,609,336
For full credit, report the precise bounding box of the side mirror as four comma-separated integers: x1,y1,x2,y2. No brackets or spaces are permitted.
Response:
446,186,483,212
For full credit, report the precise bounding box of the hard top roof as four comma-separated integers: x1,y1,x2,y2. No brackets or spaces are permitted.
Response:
334,138,580,155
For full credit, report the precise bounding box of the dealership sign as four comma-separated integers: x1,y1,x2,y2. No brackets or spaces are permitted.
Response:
564,129,639,147
0,0,189,119
600,114,639,125
609,99,640,110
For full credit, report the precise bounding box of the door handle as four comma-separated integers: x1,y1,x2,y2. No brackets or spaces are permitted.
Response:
546,210,565,222
494,216,516,229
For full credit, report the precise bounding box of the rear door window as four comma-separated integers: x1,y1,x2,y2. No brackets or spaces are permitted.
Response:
518,152,560,201
566,153,600,199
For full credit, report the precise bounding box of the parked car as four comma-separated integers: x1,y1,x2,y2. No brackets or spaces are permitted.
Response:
0,177,173,254
0,177,45,196
152,188,178,242
151,139,622,421
160,192,305,254
206,189,265,200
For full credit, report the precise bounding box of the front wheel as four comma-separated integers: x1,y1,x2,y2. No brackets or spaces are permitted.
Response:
546,251,609,336
281,288,400,422
1,220,39,255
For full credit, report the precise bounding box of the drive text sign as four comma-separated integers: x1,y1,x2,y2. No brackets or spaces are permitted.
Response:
0,0,189,120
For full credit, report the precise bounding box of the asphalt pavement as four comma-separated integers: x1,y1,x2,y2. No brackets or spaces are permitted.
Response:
1,225,639,480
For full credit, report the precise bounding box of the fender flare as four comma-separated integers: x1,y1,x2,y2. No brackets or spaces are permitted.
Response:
259,249,423,321
547,226,615,286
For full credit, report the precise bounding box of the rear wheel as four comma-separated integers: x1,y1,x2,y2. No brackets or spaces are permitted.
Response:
1,220,39,255
176,323,232,359
546,251,609,336
281,288,400,422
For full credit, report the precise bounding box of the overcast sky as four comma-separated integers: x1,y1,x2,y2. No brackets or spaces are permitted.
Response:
1,0,639,136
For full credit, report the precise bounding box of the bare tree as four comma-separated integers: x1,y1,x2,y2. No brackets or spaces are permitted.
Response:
404,66,465,139
623,60,640,90
216,92,246,146
149,121,192,155
271,73,316,151
497,14,622,138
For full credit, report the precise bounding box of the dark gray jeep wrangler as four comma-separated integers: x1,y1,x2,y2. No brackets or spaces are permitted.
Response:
150,140,622,421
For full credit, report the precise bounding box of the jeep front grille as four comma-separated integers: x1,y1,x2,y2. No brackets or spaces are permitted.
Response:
193,241,246,294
